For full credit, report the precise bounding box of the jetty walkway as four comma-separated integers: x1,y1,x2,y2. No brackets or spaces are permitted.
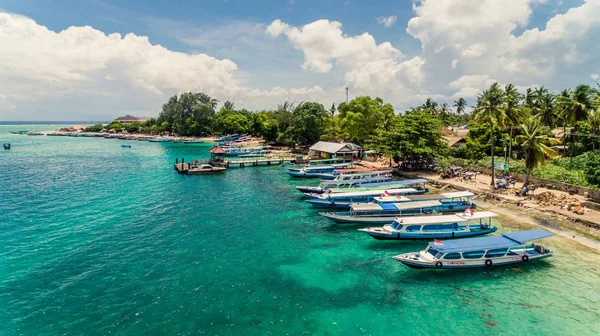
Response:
174,155,299,173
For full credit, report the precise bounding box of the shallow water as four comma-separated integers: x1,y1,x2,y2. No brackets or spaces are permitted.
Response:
1,126,599,335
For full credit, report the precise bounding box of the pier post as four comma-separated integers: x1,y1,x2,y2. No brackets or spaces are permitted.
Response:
182,158,185,163
176,158,179,164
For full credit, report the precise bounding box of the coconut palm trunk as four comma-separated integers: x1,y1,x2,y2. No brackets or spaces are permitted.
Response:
508,127,513,166
490,124,495,187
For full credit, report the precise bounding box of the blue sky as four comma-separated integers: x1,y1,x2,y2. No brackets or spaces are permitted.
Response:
0,0,597,120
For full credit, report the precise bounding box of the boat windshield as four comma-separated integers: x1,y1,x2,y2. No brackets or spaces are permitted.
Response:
426,246,441,258
391,222,403,230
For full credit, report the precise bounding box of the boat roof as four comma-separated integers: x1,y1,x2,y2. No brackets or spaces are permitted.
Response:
391,200,443,210
440,191,475,198
407,191,474,201
328,183,408,193
397,178,428,184
428,229,554,253
326,188,417,198
455,211,498,220
393,211,496,225
374,195,412,202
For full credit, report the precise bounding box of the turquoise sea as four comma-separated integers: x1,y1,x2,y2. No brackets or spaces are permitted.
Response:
1,125,599,335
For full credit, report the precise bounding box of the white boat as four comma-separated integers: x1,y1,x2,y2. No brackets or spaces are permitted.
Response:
150,136,170,142
393,229,554,269
187,164,227,174
296,178,428,194
306,188,426,208
358,211,498,240
318,192,476,223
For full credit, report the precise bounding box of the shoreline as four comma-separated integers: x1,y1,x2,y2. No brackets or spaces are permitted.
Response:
474,199,600,252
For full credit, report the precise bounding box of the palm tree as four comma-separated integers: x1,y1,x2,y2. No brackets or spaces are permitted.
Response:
439,103,450,120
422,98,438,114
556,85,595,158
588,110,600,152
473,82,506,187
517,118,557,185
502,84,525,166
533,88,556,128
330,103,336,119
223,100,235,110
453,98,467,116
196,93,219,110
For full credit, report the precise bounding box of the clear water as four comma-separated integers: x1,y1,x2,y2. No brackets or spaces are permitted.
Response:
1,126,599,335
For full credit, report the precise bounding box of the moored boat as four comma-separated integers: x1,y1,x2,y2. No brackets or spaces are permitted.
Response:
150,136,170,142
358,210,497,240
318,191,476,223
297,178,428,195
392,229,554,269
288,162,357,178
306,188,425,208
187,163,227,174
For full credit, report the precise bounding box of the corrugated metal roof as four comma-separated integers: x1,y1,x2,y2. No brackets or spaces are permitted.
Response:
309,141,354,154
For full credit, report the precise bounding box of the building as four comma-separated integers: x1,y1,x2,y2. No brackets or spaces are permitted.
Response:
114,115,149,124
308,141,360,162
443,136,466,148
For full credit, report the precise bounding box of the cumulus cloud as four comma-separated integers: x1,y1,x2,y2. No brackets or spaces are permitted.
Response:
266,19,402,73
0,12,340,120
377,15,397,27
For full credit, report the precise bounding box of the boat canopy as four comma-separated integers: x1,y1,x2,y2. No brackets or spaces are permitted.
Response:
455,211,498,220
439,191,475,198
397,178,428,185
324,188,418,199
351,203,385,212
354,200,443,212
374,195,412,202
428,229,554,253
393,214,470,225
391,200,443,210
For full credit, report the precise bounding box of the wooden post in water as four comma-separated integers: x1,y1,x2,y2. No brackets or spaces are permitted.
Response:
182,158,185,163
176,158,179,164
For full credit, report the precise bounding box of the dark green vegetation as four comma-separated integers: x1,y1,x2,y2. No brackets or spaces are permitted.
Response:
101,82,599,187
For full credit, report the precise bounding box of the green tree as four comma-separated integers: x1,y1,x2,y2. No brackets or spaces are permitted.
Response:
338,96,394,143
279,102,329,146
125,122,141,133
453,98,467,116
366,110,448,164
223,100,235,110
557,85,596,157
516,118,558,185
473,82,506,187
502,84,526,166
84,124,104,132
106,120,122,131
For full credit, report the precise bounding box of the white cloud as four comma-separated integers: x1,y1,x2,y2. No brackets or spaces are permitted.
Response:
2,0,599,120
0,12,340,120
266,19,402,73
377,15,397,28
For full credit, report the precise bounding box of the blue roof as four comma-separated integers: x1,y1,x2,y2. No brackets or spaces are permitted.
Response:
380,203,399,211
429,229,554,253
503,229,554,244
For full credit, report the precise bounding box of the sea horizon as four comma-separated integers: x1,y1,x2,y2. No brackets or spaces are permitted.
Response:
0,121,110,126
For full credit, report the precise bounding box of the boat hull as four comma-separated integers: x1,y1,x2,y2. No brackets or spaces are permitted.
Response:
307,190,428,209
319,204,474,223
359,227,497,240
394,252,552,269
187,169,226,174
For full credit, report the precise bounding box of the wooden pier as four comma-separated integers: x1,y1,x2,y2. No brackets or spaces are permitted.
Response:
174,155,299,174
